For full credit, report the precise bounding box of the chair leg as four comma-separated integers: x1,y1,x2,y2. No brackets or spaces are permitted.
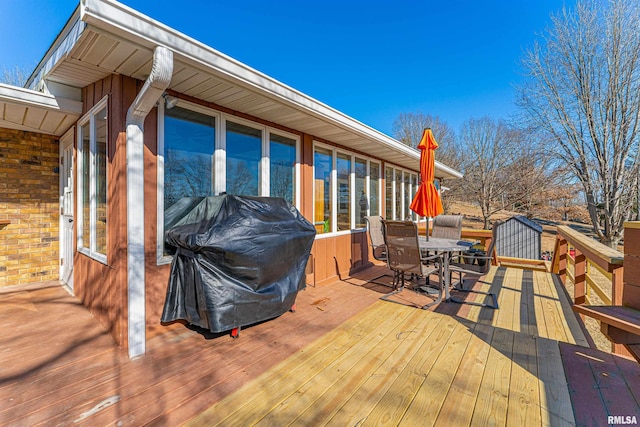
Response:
421,264,444,309
380,271,407,303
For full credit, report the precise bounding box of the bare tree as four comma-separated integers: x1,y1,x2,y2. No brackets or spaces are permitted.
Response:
458,117,545,228
392,112,460,168
517,0,640,247
1,65,29,86
392,112,464,212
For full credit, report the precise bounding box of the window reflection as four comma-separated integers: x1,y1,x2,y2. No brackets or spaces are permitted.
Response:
355,158,367,228
337,153,351,231
385,167,394,219
164,106,215,209
395,169,402,220
403,171,410,221
81,122,90,250
226,121,261,196
370,162,380,217
270,133,296,204
95,106,107,254
314,147,332,234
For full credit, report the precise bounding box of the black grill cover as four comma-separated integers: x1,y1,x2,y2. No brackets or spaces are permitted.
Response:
161,195,316,333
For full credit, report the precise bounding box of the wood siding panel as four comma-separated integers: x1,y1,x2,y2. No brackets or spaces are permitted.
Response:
73,74,136,348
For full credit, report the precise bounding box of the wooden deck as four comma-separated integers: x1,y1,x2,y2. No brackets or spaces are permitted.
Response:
1,266,639,426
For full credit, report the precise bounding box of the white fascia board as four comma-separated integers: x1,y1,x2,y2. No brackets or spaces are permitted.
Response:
435,161,464,180
26,7,85,91
0,83,83,114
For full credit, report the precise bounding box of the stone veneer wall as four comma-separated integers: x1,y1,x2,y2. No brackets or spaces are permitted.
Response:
0,128,60,286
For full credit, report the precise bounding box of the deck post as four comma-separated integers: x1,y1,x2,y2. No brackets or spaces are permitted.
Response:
553,234,568,284
574,249,586,305
618,221,640,356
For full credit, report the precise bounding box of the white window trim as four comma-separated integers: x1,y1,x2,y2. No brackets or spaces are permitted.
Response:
313,141,383,239
157,101,301,264
77,95,108,265
385,165,423,222
369,160,382,218
268,127,301,208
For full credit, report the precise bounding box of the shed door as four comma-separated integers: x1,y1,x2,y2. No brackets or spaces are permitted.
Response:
60,130,74,291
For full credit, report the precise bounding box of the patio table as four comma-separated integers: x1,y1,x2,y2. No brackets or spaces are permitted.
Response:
419,237,473,302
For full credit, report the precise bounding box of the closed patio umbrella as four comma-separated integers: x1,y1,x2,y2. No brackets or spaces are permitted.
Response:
409,128,443,239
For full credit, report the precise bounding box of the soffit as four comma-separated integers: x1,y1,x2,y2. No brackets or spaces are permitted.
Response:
0,84,81,136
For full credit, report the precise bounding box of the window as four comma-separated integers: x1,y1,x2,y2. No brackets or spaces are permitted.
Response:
226,121,261,196
355,158,367,228
269,133,296,205
164,106,216,207
158,101,300,262
403,172,411,220
395,169,402,220
77,97,108,263
385,165,420,220
314,147,333,234
370,162,380,217
336,153,351,231
162,105,216,256
385,167,394,219
313,143,381,235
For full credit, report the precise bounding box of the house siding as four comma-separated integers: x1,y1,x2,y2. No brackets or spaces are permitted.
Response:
0,128,59,286
72,74,134,347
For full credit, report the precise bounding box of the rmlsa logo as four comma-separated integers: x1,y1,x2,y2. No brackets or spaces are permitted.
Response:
608,415,638,425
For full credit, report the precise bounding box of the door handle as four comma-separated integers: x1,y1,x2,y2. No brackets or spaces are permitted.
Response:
68,218,74,223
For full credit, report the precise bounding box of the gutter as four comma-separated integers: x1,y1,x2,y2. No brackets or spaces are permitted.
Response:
126,46,173,359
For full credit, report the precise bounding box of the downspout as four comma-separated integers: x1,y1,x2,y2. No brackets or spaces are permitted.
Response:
126,46,173,358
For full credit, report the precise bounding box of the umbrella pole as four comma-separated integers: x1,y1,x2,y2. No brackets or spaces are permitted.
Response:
426,216,429,241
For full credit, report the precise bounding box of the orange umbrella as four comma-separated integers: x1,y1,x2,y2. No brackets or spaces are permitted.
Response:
410,128,443,235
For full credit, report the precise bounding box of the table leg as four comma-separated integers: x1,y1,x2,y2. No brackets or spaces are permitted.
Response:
443,252,449,301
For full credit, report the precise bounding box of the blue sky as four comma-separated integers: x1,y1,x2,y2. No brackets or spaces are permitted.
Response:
1,0,573,136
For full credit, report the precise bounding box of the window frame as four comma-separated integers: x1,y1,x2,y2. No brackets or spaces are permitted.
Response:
312,141,382,238
76,95,109,264
157,100,300,264
384,165,422,221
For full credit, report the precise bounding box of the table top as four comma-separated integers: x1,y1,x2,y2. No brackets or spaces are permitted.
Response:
418,236,473,252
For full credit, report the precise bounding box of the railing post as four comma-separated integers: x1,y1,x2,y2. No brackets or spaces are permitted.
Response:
623,222,640,310
574,249,586,305
552,234,568,285
612,265,626,355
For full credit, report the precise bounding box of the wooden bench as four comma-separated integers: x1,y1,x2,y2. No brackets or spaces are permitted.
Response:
573,305,640,362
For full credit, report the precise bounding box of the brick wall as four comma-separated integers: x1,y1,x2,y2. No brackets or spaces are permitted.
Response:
0,128,60,286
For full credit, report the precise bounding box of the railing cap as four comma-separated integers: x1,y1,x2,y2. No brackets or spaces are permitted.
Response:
557,225,623,267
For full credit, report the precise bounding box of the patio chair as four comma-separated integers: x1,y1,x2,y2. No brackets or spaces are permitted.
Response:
365,216,394,286
383,220,444,309
447,220,502,309
431,215,463,240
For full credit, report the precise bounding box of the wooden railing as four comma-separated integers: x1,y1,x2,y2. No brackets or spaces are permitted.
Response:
552,225,624,306
551,225,632,356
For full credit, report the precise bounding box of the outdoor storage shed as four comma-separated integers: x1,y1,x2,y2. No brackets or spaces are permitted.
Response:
161,195,316,334
495,216,542,260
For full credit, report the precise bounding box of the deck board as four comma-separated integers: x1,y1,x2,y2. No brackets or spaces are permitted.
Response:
470,327,514,426
434,323,494,427
323,313,451,426
2,266,640,426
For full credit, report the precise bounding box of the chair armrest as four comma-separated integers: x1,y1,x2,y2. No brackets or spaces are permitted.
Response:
421,252,444,263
